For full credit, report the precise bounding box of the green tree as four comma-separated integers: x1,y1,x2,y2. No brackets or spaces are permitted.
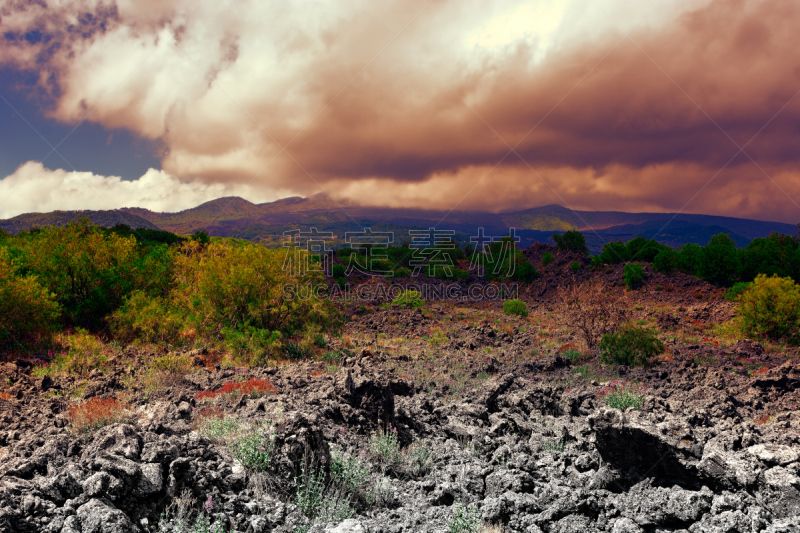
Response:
552,231,588,254
700,233,740,287
626,237,667,262
677,243,704,276
597,241,630,264
14,220,146,328
740,233,799,282
653,248,679,273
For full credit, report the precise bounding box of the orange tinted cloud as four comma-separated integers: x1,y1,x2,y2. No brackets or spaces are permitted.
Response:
1,0,800,222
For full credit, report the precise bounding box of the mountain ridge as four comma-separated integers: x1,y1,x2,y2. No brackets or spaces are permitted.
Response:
4,197,797,251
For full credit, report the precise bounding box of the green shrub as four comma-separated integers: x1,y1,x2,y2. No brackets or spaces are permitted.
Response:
323,350,345,364
626,237,666,262
191,229,211,245
392,290,424,309
284,340,312,360
677,243,704,276
653,249,679,273
394,266,412,278
331,264,347,278
513,260,540,283
542,252,553,266
50,328,108,377
0,248,60,349
503,299,528,317
559,348,584,363
598,241,630,264
738,274,800,340
195,412,241,442
570,260,580,273
174,240,338,337
623,263,645,290
552,231,588,254
599,325,664,367
111,291,187,346
222,326,282,366
405,441,434,477
725,281,752,302
150,353,194,377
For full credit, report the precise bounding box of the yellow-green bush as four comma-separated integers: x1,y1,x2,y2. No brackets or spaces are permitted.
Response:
173,240,336,337
150,353,194,377
0,248,60,349
738,274,800,341
111,291,188,346
15,221,154,328
47,329,108,377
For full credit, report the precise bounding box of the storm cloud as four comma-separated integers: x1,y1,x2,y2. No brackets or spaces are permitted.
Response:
2,0,800,222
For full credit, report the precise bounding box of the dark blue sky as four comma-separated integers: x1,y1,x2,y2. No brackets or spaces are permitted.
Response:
0,67,161,180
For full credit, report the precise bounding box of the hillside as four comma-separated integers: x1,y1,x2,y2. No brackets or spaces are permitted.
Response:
0,209,162,235
117,197,797,252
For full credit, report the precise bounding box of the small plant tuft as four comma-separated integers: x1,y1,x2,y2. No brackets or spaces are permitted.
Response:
502,299,528,317
370,425,402,467
232,423,276,472
597,380,646,410
392,290,424,309
448,500,481,533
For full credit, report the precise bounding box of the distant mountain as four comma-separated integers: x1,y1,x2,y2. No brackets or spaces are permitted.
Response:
7,196,796,252
0,210,161,235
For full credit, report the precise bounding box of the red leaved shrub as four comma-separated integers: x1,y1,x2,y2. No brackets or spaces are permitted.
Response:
67,398,130,434
195,378,277,401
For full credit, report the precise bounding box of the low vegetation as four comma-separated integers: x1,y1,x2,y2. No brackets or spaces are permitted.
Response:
738,274,800,342
502,299,528,317
599,325,665,367
67,397,131,436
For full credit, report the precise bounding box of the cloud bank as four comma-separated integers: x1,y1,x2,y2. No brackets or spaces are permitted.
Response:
1,0,800,222
0,162,285,219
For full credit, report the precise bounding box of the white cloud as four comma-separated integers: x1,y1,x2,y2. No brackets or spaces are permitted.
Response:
0,162,288,219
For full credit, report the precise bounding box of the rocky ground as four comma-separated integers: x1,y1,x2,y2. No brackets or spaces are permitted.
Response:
1,267,800,532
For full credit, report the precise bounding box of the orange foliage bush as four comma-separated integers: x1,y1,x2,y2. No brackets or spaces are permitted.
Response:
754,413,774,425
67,398,129,434
195,378,277,401
0,392,11,400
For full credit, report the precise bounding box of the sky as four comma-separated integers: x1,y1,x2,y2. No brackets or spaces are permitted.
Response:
1,0,800,223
